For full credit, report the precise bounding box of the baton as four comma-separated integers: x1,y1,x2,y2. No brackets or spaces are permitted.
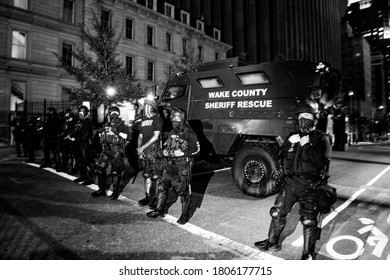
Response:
186,157,192,195
317,212,323,240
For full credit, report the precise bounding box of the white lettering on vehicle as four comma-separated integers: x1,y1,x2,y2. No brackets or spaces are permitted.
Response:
205,88,271,109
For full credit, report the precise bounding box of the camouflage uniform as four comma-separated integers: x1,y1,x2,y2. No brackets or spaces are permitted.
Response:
92,107,132,199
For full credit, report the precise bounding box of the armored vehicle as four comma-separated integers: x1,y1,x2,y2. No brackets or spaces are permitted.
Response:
161,58,340,197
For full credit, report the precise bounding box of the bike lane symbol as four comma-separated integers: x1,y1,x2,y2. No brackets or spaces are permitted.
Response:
326,218,390,260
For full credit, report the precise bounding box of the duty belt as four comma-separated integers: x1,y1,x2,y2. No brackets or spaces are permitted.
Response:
288,173,320,183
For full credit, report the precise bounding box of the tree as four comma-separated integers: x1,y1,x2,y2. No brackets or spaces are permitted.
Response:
160,39,203,88
55,11,143,108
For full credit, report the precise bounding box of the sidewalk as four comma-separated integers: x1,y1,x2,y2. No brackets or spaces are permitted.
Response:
0,142,43,161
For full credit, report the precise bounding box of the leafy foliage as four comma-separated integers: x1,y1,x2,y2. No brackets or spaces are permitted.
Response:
160,40,203,88
55,11,143,108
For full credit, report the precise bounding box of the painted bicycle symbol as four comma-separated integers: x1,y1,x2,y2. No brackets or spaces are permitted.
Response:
326,217,390,260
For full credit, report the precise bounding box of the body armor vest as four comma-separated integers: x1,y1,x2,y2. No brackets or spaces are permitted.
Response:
164,131,189,157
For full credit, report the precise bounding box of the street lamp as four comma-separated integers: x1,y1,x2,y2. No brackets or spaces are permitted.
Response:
106,86,116,98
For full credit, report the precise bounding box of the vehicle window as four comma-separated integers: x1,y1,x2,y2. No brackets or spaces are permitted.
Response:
237,72,270,85
163,85,186,101
197,76,224,88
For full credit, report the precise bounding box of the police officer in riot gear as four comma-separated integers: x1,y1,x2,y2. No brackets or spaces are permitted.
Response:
92,106,132,199
147,108,200,225
57,109,78,173
254,99,330,260
40,107,60,168
70,105,93,184
137,95,164,208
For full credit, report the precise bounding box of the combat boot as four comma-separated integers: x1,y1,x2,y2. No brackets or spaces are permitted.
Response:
146,209,165,218
301,224,319,260
91,189,106,197
254,239,281,252
177,201,191,225
138,193,150,206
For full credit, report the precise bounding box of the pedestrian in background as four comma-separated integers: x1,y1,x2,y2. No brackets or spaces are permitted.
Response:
10,111,25,157
254,99,331,260
147,108,200,225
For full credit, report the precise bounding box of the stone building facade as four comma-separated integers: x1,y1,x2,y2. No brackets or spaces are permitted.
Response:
0,0,231,112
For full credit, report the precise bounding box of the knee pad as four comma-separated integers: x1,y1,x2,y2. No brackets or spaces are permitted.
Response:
270,206,280,219
301,217,317,227
158,179,171,192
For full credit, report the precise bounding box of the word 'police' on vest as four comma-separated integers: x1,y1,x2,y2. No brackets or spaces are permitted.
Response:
205,88,272,109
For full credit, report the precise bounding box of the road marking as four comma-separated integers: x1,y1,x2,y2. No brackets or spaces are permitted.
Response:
24,162,282,260
292,164,390,248
366,165,390,186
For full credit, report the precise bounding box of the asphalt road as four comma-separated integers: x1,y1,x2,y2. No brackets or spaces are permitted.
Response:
1,142,390,261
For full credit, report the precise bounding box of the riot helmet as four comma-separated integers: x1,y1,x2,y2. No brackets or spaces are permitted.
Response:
65,110,76,122
46,107,57,119
144,94,158,118
78,105,89,120
108,106,120,123
171,107,186,132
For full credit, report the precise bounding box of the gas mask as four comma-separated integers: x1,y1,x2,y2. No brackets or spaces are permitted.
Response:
172,121,182,132
65,113,73,122
298,117,315,134
78,112,85,120
109,112,119,124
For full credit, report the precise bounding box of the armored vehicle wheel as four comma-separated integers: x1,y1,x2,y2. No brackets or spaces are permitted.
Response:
232,146,276,198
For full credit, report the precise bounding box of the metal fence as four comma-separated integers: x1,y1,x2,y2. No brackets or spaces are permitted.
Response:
0,100,77,143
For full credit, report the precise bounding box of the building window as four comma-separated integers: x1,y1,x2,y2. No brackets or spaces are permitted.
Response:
63,0,75,23
215,52,220,61
147,25,154,46
213,28,221,41
166,32,172,52
196,20,204,32
62,42,73,66
11,31,27,59
101,9,111,30
13,0,28,10
125,56,134,76
182,38,188,55
125,18,134,40
180,10,190,25
62,87,72,100
10,81,26,111
198,45,203,60
165,3,174,18
146,0,156,11
147,61,155,81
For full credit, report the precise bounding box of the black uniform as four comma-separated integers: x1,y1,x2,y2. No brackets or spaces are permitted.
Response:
57,112,77,172
25,116,37,162
10,112,25,157
40,109,60,168
71,115,93,182
255,129,330,259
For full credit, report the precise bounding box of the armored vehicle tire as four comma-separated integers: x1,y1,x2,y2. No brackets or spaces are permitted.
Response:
232,146,276,198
